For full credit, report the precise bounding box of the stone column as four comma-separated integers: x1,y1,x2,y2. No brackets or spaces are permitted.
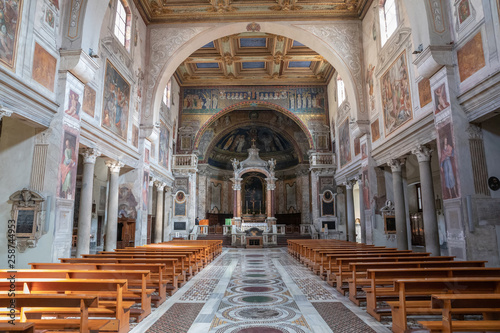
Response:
344,179,357,242
76,149,100,257
154,181,166,243
232,178,242,218
197,167,208,219
163,185,172,242
356,174,367,244
310,171,319,224
104,161,123,251
389,159,408,250
299,170,310,224
412,145,440,256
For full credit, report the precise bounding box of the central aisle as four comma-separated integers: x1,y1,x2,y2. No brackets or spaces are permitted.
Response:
132,248,390,333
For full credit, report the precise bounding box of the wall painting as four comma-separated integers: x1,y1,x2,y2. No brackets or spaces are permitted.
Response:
142,171,149,211
58,128,79,199
362,168,370,209
45,8,55,29
102,60,130,140
366,64,376,114
361,143,367,160
380,51,413,135
132,125,139,148
437,121,460,200
0,0,23,71
159,121,169,169
118,184,138,218
418,77,432,108
354,137,360,156
64,90,80,120
458,0,471,24
371,118,380,142
434,83,450,114
32,43,57,92
339,118,351,168
457,32,485,82
145,148,150,164
83,85,96,117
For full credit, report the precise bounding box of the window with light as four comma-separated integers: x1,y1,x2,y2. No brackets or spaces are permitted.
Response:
379,0,397,47
163,79,172,108
337,76,346,107
114,0,131,51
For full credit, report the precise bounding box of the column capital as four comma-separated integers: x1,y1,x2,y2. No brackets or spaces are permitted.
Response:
154,181,166,191
80,148,101,164
105,161,124,173
0,109,13,120
467,123,483,140
343,178,357,190
233,183,242,190
412,145,433,163
388,158,405,172
337,187,344,194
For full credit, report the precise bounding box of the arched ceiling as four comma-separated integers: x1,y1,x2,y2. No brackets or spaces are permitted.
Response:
175,32,335,86
133,0,372,24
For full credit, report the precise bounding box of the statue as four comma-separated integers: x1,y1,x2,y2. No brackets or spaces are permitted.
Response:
268,158,276,173
231,158,239,171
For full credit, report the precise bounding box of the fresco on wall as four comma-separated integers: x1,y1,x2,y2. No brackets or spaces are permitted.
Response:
118,184,138,218
434,83,450,114
457,32,485,82
354,137,360,156
64,90,80,120
182,86,327,115
142,171,149,211
145,148,150,164
132,125,139,148
285,182,297,212
366,64,376,113
362,168,370,209
380,51,413,135
45,8,55,29
361,143,367,160
371,118,380,142
339,118,351,167
49,0,58,9
32,43,57,92
0,0,23,71
418,78,432,108
58,129,78,199
437,121,460,200
102,60,130,140
159,122,169,169
458,0,471,23
83,85,96,117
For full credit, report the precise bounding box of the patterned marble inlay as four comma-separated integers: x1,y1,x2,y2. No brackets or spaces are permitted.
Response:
179,278,220,301
146,303,204,333
312,302,377,333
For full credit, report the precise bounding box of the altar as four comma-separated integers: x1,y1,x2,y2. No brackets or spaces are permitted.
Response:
241,222,269,232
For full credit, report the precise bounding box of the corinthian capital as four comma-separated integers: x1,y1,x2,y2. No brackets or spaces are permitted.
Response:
80,148,101,164
343,178,357,189
412,145,433,163
388,158,405,172
105,161,124,173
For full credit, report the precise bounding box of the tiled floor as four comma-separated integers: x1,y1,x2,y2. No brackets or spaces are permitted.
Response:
131,248,391,333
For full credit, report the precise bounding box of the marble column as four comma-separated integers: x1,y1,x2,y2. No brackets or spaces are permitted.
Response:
299,171,310,224
104,161,123,251
154,181,166,243
356,174,367,244
75,149,100,257
310,171,319,224
163,185,172,242
197,167,208,219
412,145,440,256
389,159,408,250
345,179,357,242
232,178,242,218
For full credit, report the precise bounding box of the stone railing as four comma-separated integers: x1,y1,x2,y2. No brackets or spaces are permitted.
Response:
173,154,198,169
309,152,336,166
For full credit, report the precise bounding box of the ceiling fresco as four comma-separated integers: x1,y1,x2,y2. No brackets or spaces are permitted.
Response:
133,0,372,24
175,33,334,86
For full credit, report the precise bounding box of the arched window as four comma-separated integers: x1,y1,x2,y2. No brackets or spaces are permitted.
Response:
114,0,132,51
379,0,397,47
163,79,172,108
337,76,346,106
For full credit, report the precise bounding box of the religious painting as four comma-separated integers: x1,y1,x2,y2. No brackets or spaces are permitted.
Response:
58,129,79,199
361,143,367,160
418,78,432,108
150,143,156,160
366,64,376,113
82,85,96,117
437,121,460,200
159,122,169,169
180,135,192,151
32,43,57,92
142,171,149,211
98,186,107,211
434,83,450,114
339,118,351,167
102,60,130,140
45,8,55,29
243,176,264,214
64,90,80,120
175,192,187,216
144,148,150,164
0,0,23,71
371,118,380,142
458,0,471,24
132,125,139,148
118,183,138,218
380,51,413,135
362,168,370,209
457,32,485,82
354,137,360,156
321,190,335,216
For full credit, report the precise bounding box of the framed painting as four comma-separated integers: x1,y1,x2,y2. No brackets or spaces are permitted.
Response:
58,128,79,200
0,0,23,71
384,215,396,234
380,50,413,135
371,118,381,142
32,43,57,92
457,32,485,82
83,85,96,117
102,60,130,140
418,78,432,108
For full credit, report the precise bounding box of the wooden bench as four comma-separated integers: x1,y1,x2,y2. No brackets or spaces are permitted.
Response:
387,277,500,333
419,294,500,332
0,322,34,333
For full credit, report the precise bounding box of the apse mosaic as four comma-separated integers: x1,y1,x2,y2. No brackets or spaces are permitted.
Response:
182,86,327,115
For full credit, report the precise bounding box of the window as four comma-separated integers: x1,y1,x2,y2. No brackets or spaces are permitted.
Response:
416,183,423,212
114,0,131,51
163,79,172,108
379,0,397,47
337,76,346,106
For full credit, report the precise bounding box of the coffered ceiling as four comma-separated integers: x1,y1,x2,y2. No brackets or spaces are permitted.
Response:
133,0,371,24
174,32,335,86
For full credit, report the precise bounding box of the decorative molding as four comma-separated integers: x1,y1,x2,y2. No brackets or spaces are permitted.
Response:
429,0,446,33
67,0,83,39
376,27,412,77
412,145,433,163
388,158,405,173
337,101,351,121
80,148,101,164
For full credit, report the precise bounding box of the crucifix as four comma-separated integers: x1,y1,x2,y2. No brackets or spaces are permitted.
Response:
251,138,256,147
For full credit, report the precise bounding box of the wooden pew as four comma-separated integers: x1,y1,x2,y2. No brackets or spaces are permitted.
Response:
0,269,153,322
0,322,35,333
0,279,131,333
419,294,500,332
30,263,170,305
388,277,500,333
0,294,97,333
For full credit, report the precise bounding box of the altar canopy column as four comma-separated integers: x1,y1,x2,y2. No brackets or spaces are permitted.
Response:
105,161,123,251
412,145,440,256
389,158,408,250
232,177,242,225
154,181,166,243
345,179,357,242
76,148,100,257
265,178,277,224
356,174,367,244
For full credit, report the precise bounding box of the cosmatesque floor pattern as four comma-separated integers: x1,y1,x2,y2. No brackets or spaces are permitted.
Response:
131,248,390,333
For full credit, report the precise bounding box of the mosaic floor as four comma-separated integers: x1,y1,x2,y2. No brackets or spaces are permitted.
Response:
131,248,390,333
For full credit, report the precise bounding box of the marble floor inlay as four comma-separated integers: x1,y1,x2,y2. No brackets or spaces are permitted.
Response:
131,248,391,333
